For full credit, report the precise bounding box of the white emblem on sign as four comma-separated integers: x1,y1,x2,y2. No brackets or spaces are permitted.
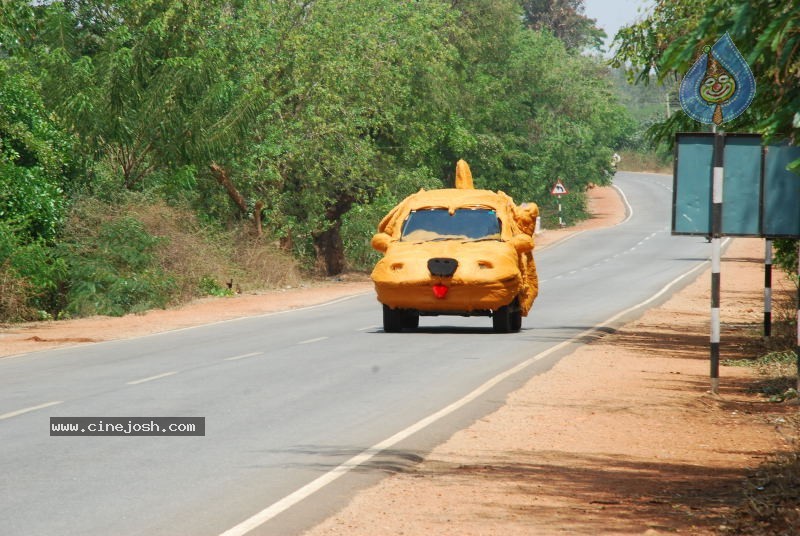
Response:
550,180,569,195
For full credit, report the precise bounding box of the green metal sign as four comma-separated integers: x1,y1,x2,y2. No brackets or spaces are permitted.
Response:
673,133,800,237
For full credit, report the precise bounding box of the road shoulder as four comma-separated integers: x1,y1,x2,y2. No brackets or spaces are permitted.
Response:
302,237,797,535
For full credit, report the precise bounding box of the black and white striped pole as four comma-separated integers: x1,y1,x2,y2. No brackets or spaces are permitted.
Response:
710,128,724,394
764,239,772,338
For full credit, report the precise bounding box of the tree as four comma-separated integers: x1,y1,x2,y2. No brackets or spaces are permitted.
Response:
0,64,71,240
233,0,461,274
21,0,264,193
612,0,799,144
520,0,605,51
613,0,799,274
439,1,629,202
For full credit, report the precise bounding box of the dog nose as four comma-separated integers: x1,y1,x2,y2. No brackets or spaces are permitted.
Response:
428,257,458,277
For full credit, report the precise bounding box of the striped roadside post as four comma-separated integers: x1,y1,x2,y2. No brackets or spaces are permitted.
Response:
710,128,724,395
764,239,772,338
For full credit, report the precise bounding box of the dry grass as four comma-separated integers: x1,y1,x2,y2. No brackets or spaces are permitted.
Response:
126,199,301,301
617,150,673,174
0,262,35,322
233,235,302,291
721,444,800,535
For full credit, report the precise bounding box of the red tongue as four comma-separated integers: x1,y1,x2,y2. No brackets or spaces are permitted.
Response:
432,283,448,299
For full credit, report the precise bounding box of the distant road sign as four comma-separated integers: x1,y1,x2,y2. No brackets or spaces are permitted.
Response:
550,180,568,195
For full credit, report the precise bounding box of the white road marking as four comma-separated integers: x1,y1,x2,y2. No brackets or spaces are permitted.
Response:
297,337,328,345
0,400,63,420
356,325,379,332
224,352,263,361
218,259,711,536
126,371,178,385
612,184,634,224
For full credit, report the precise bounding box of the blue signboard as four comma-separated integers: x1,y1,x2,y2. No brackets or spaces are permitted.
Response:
673,134,799,238
763,144,800,237
673,134,714,235
673,133,762,236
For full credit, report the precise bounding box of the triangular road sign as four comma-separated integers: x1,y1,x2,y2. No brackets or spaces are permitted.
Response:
550,180,569,195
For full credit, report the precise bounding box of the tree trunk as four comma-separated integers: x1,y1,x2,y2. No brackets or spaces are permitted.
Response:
253,200,265,236
312,222,346,276
210,162,248,215
312,194,356,276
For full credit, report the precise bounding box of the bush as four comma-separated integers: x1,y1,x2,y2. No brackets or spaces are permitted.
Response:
0,262,35,322
0,194,303,321
341,194,399,272
124,198,301,299
0,222,66,321
774,239,798,280
60,212,174,317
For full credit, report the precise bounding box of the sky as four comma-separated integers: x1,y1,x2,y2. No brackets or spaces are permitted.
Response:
583,0,654,55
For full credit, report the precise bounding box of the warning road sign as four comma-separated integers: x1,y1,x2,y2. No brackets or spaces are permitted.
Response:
550,180,569,195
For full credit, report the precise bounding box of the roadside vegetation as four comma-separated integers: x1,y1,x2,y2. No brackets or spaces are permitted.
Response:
614,0,799,532
1,0,634,321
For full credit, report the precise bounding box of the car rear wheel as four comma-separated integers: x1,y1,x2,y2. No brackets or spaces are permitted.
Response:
510,309,522,332
493,300,521,333
492,305,511,333
383,305,405,332
403,310,420,329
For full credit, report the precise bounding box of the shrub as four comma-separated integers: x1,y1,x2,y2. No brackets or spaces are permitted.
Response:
0,222,66,321
60,203,174,317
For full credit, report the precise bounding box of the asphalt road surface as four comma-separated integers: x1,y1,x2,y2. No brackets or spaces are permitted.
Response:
0,172,717,536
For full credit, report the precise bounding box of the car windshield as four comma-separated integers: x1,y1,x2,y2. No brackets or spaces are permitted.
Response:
400,208,501,242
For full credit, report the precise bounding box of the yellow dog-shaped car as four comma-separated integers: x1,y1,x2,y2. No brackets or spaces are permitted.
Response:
371,160,539,332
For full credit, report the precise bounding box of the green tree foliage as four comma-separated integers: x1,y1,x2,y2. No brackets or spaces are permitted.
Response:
0,64,71,239
521,0,606,51
445,2,628,202
1,0,632,294
613,0,799,275
613,0,799,143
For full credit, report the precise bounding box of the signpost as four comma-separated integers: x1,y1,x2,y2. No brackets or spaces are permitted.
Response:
678,33,756,394
550,179,568,227
674,137,800,390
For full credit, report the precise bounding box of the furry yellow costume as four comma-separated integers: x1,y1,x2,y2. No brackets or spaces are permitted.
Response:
371,160,539,332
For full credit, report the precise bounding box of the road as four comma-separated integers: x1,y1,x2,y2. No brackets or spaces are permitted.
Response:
0,172,716,536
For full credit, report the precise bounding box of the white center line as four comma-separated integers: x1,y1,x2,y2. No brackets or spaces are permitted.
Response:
356,325,378,332
225,352,263,361
297,336,328,345
127,371,178,385
0,400,63,420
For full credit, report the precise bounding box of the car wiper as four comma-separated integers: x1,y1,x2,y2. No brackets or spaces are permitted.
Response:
428,237,461,242
463,237,502,243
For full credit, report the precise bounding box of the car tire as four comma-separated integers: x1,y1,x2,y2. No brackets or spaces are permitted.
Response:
383,305,405,332
403,310,420,329
492,305,511,333
510,309,522,332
